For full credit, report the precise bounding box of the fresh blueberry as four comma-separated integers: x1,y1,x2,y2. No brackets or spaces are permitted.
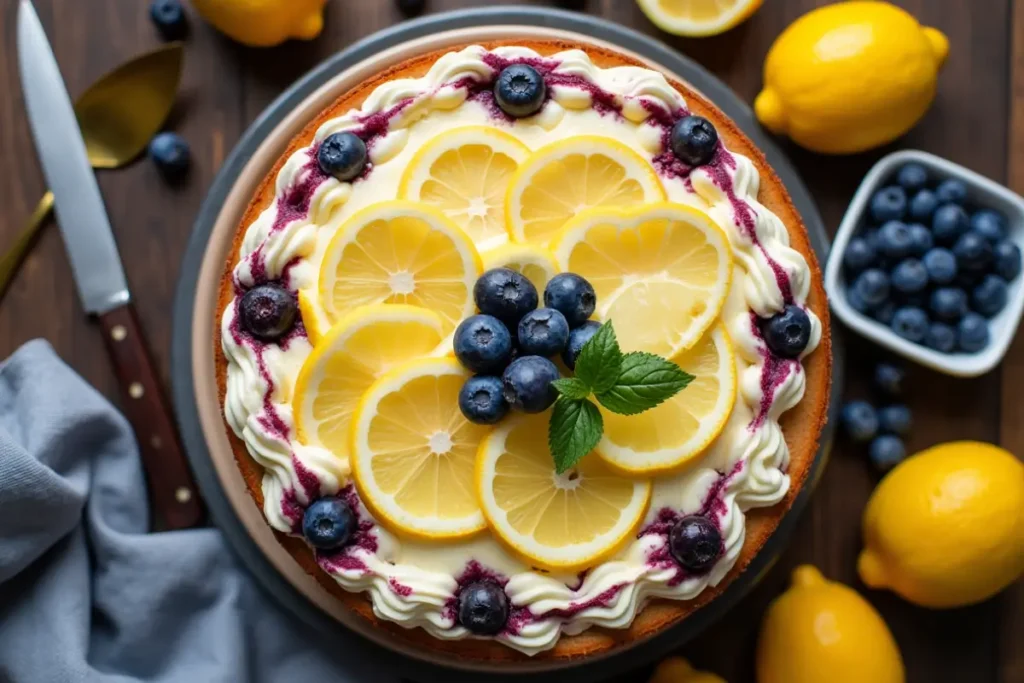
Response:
952,232,994,272
994,241,1023,281
853,268,890,307
847,287,871,314
149,0,188,40
517,308,570,358
869,186,907,223
760,305,812,358
873,300,897,324
876,220,914,260
972,275,1009,318
395,0,426,16
458,376,509,425
925,321,957,353
302,497,355,550
878,404,912,435
494,64,547,118
240,284,297,342
668,515,721,574
474,268,539,326
670,115,719,167
970,210,1007,243
935,178,968,205
907,223,933,256
562,320,601,370
958,313,990,353
843,237,877,275
148,132,190,178
896,163,928,192
543,273,596,327
869,435,906,472
891,258,929,295
908,189,939,223
891,306,929,343
317,132,367,181
922,247,958,285
841,401,879,442
457,580,509,636
929,287,969,322
502,356,559,413
453,315,513,374
932,204,969,245
873,363,905,396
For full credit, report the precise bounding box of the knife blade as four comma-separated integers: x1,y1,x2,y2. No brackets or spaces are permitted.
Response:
17,0,203,530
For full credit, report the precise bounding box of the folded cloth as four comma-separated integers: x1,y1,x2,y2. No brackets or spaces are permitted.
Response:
0,340,396,683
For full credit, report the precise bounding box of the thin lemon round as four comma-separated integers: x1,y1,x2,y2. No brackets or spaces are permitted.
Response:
637,0,762,37
399,126,531,252
318,200,482,334
297,288,331,347
476,412,651,570
598,326,736,474
293,304,445,459
505,136,666,246
553,202,732,357
350,357,490,540
481,242,559,293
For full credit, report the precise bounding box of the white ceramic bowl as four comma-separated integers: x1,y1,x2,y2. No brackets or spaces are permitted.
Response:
825,149,1024,377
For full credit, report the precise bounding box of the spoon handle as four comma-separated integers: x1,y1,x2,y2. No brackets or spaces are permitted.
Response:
0,191,54,300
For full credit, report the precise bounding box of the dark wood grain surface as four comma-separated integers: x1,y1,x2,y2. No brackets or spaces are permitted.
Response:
0,0,1020,681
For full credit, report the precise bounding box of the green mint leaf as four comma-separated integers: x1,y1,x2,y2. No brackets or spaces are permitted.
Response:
573,321,623,394
595,352,694,416
551,377,592,400
548,398,604,474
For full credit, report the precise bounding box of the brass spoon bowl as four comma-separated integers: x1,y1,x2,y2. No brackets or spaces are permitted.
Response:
1,42,184,299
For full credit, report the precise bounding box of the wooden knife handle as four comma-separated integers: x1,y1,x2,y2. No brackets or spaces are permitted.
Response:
99,303,204,530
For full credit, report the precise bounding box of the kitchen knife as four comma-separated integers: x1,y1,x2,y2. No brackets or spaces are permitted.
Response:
17,0,203,529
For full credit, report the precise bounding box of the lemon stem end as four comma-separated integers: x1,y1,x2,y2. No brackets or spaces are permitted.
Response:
754,88,787,134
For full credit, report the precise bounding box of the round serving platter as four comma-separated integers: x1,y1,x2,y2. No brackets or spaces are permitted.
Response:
171,6,843,682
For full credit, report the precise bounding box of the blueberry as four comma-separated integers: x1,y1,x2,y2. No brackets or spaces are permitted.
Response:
925,322,957,353
958,313,990,353
670,115,719,167
935,178,968,205
970,210,1007,243
395,0,426,16
891,306,929,343
457,580,509,636
843,237,877,275
853,268,890,307
952,232,994,272
869,186,907,223
517,308,570,357
544,273,596,327
474,268,539,326
668,515,721,574
760,305,812,358
873,300,897,324
896,163,928,192
878,404,912,435
494,64,547,118
562,320,601,369
929,287,969,322
317,132,367,181
876,220,914,260
873,363,905,396
972,275,1009,318
908,190,939,223
932,204,969,245
907,223,933,257
869,435,906,472
890,258,929,294
240,284,297,342
994,241,1022,281
502,356,559,413
847,287,870,314
922,247,958,285
453,315,513,374
302,497,356,550
841,401,879,442
458,376,509,425
149,0,188,39
148,132,190,178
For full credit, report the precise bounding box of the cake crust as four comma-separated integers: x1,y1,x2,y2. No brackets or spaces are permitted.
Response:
214,38,832,662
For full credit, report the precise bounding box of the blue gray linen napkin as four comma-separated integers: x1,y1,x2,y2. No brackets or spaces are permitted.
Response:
0,340,396,683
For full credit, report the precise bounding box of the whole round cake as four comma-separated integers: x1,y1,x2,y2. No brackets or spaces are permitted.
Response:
216,38,831,661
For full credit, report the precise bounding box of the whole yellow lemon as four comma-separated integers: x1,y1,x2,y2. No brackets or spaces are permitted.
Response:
754,1,948,154
756,565,904,683
191,0,328,48
650,657,726,683
859,441,1024,608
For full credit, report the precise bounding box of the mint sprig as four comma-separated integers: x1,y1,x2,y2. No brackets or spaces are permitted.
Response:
547,321,694,473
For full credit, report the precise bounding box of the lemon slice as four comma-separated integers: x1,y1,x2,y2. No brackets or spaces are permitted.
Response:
636,0,762,37
477,412,651,569
297,289,332,347
293,304,445,458
350,357,489,540
598,326,736,474
399,126,531,252
553,202,732,357
481,243,559,293
318,200,482,334
506,136,666,246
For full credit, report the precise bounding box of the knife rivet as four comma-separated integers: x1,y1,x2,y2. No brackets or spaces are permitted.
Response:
111,325,127,342
175,487,192,504
129,382,144,399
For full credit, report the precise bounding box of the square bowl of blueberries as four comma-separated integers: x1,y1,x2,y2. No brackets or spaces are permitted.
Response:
824,149,1024,377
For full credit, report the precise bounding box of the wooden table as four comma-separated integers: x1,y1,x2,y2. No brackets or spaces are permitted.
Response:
1,1,1021,681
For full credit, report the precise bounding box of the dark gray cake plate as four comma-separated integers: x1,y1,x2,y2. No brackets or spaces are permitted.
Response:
171,6,843,682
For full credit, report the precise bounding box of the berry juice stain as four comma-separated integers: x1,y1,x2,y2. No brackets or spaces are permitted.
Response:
748,312,798,430
316,486,379,576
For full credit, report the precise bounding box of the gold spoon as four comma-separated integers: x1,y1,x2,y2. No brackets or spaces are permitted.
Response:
1,42,184,300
